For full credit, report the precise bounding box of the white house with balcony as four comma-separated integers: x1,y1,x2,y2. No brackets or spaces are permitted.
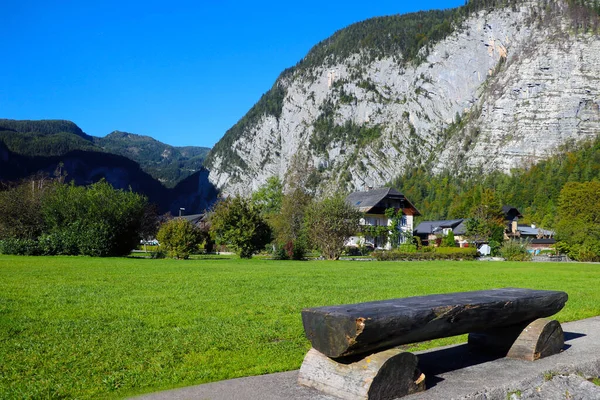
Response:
345,187,421,250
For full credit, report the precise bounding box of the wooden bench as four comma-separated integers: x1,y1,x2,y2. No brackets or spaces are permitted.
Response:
298,288,568,400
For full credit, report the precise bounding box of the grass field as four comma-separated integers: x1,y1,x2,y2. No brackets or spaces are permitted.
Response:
1,256,599,399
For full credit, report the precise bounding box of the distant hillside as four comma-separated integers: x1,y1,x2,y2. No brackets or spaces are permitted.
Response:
0,119,211,187
95,131,210,188
0,119,97,157
0,141,217,215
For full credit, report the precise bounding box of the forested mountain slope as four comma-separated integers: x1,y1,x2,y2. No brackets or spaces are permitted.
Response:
205,0,600,196
95,131,210,187
0,119,210,187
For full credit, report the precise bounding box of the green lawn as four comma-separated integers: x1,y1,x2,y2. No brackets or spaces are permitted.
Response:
1,256,599,399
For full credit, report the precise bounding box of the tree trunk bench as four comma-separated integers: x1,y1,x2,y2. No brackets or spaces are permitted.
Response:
298,288,568,400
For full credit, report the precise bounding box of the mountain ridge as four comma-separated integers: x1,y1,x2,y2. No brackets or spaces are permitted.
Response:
205,0,600,196
0,119,211,188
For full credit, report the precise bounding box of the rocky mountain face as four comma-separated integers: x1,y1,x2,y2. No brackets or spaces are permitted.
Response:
205,0,600,196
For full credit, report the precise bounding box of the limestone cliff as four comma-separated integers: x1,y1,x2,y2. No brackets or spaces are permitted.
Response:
205,0,600,195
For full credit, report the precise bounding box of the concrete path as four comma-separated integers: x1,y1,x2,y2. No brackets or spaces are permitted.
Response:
131,317,600,400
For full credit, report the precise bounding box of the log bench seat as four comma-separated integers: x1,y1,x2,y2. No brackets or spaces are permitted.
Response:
298,288,568,400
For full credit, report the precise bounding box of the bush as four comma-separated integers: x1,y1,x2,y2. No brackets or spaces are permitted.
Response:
157,219,202,259
373,247,477,261
150,250,167,259
499,240,532,261
210,196,272,259
397,243,418,253
0,238,42,255
37,232,79,255
440,231,456,247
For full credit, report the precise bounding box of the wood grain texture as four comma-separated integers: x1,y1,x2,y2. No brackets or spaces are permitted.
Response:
298,348,425,400
468,318,564,361
507,318,564,361
302,288,568,358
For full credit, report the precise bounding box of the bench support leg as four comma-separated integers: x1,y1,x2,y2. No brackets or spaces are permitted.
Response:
298,348,425,400
468,318,564,361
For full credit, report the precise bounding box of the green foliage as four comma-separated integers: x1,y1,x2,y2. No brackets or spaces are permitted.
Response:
500,239,533,261
41,180,148,256
209,196,272,258
270,188,313,260
554,181,600,261
156,218,203,259
309,111,383,155
0,119,210,188
465,189,505,244
304,195,361,260
392,137,600,226
441,230,456,247
95,131,210,188
0,238,42,255
0,179,47,240
251,176,284,216
373,246,477,261
385,208,406,249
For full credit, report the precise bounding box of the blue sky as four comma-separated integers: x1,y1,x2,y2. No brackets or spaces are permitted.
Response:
1,0,464,148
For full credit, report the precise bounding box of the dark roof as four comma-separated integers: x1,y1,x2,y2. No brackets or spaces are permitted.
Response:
346,187,421,215
414,219,466,235
517,225,554,237
502,205,523,219
530,238,556,245
179,213,205,225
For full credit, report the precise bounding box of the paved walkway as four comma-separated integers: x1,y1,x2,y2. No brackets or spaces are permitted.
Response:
131,317,600,400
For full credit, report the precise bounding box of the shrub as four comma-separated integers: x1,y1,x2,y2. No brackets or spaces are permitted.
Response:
373,247,477,261
157,219,202,259
440,231,456,247
210,196,272,259
397,243,418,253
0,238,42,255
499,239,532,261
42,180,148,256
149,250,166,259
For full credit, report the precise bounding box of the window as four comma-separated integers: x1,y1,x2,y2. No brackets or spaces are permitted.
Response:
401,215,407,226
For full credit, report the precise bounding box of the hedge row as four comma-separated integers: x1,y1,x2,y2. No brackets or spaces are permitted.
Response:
373,247,478,261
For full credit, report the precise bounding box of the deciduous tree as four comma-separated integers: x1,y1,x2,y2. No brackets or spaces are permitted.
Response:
305,195,361,260
209,196,271,258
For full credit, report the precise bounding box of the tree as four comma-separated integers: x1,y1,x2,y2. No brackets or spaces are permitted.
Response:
271,188,313,259
441,230,456,247
251,176,283,217
156,218,202,259
385,207,406,248
209,196,272,258
554,181,600,261
0,177,48,240
305,195,361,260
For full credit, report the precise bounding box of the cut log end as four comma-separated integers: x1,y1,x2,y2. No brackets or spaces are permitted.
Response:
468,318,564,361
298,348,425,400
507,318,564,361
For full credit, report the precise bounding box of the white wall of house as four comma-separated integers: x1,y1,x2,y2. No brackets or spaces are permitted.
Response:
347,213,415,250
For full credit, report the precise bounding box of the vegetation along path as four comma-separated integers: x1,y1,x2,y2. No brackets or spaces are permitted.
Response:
1,255,599,399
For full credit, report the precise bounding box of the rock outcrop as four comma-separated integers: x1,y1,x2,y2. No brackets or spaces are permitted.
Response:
205,1,600,196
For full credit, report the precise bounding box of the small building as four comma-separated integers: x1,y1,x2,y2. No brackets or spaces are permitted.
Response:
413,219,468,247
503,205,524,238
346,187,420,249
